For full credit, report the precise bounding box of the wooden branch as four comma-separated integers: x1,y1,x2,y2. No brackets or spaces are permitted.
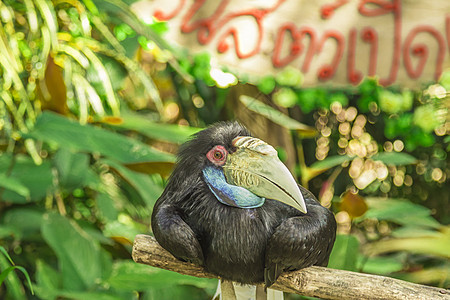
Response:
132,234,450,300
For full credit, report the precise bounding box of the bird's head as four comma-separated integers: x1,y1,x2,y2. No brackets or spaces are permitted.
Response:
174,122,307,213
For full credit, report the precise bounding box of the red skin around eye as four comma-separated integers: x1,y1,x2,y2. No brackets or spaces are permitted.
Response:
206,145,228,166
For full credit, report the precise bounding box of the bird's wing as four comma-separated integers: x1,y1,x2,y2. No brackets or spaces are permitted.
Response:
264,187,336,288
151,203,204,266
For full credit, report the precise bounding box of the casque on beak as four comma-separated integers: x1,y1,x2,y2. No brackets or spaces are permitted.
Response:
222,136,307,213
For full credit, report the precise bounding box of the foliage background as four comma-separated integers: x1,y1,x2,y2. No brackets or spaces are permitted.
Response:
0,0,448,299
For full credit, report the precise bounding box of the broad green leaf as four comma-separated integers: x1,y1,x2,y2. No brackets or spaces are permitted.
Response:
41,213,102,291
101,159,163,208
0,226,16,239
364,229,450,258
394,266,450,286
239,95,316,137
34,260,60,300
362,198,440,228
327,234,360,271
96,192,119,221
1,156,53,203
26,112,175,164
371,152,417,166
124,161,174,177
391,226,442,238
113,112,201,144
3,208,44,239
58,291,124,300
0,174,30,198
103,221,144,245
357,255,404,275
53,148,90,190
107,261,216,291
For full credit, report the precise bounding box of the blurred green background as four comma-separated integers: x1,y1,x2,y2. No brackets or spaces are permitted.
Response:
0,0,448,299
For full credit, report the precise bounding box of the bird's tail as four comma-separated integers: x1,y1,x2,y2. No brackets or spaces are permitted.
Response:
212,280,284,300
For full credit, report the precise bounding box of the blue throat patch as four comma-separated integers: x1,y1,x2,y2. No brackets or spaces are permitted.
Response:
202,166,265,209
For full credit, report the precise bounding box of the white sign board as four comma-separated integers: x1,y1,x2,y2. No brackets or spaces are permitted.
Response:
133,0,450,87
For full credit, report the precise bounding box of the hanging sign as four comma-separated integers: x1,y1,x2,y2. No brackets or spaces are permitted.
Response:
132,0,450,87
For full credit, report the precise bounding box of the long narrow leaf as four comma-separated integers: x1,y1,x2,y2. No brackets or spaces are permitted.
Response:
0,246,14,265
0,12,22,72
34,0,58,49
90,15,125,53
240,95,317,137
73,73,106,117
0,266,34,295
82,47,120,115
0,175,30,198
73,37,163,113
96,0,194,82
72,73,89,124
38,25,51,78
24,0,39,34
58,44,90,68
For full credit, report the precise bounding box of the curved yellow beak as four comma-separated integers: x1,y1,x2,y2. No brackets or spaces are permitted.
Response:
222,136,307,213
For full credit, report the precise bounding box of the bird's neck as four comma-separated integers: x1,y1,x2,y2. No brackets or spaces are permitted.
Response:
202,166,265,208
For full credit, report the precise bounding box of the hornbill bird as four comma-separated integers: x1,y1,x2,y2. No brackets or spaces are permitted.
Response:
152,122,336,299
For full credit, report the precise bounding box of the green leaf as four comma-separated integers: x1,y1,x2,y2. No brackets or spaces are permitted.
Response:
103,221,144,245
0,156,53,203
3,208,44,239
35,260,61,300
114,112,201,144
0,174,30,199
358,255,404,275
309,155,353,171
54,148,90,191
371,152,417,166
364,228,450,258
0,226,16,239
394,266,450,286
239,95,316,137
107,261,216,291
0,246,14,265
362,198,440,228
26,112,175,164
0,254,26,299
101,159,163,208
41,213,103,291
327,234,360,271
391,226,442,238
58,291,124,300
96,192,119,221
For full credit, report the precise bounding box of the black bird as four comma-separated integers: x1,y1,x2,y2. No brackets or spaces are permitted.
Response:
151,122,336,298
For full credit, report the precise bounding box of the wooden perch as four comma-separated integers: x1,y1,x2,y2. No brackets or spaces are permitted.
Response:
132,234,449,300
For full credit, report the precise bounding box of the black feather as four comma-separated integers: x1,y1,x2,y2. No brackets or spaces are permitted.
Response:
151,122,336,287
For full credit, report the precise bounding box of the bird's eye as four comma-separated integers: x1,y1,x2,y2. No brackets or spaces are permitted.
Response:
214,151,223,159
207,145,227,166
